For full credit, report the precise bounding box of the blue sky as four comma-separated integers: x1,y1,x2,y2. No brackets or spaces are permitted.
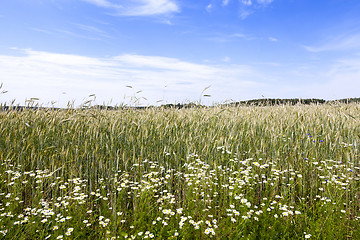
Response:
1,0,360,107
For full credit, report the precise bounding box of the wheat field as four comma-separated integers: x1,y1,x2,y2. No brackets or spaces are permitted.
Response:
0,103,359,239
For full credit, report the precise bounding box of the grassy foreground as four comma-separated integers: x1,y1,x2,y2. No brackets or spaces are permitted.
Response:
0,104,359,239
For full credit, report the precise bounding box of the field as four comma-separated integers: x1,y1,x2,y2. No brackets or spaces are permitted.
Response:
0,103,359,239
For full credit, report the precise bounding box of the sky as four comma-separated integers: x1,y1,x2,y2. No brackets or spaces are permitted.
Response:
1,0,360,107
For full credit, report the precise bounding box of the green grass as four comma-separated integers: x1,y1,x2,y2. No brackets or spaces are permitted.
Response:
0,103,359,239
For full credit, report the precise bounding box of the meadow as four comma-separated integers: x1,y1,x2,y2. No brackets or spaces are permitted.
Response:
0,103,359,239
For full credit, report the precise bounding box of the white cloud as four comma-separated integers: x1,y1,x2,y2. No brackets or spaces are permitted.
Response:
56,29,102,41
304,33,360,52
268,37,278,42
222,56,231,62
1,49,358,107
30,25,110,41
257,0,273,5
232,33,248,38
0,49,263,107
239,0,274,19
302,58,360,99
83,0,179,16
74,23,112,39
30,28,54,35
241,0,252,6
75,24,107,35
239,10,253,19
206,3,213,12
206,32,254,43
122,0,179,16
222,0,230,6
82,0,122,9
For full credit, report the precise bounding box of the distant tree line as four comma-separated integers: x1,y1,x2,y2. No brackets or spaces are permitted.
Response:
228,98,326,106
330,97,360,104
1,98,360,111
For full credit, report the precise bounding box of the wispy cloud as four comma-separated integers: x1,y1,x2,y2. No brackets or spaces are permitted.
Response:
74,23,112,39
206,3,213,12
239,0,275,19
83,0,179,16
222,0,230,6
268,37,278,42
82,0,122,9
120,0,179,16
0,49,263,107
304,33,360,52
30,26,109,41
57,29,103,40
241,0,252,6
205,32,254,42
205,0,231,12
222,56,231,62
30,28,54,35
303,57,360,99
257,0,274,5
1,49,358,106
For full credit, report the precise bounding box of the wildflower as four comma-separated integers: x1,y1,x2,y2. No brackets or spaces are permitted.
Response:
304,233,312,238
241,198,248,204
282,212,289,217
53,226,59,230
